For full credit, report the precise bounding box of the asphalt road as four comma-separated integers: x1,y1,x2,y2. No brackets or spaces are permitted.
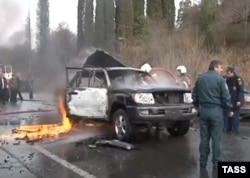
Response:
0,94,250,178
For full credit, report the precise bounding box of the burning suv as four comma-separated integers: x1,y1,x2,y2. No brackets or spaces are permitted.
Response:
64,50,197,141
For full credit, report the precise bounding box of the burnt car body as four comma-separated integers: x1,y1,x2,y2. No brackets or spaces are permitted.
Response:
64,50,197,141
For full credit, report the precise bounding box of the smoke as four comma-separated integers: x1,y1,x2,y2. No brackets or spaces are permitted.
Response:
67,47,97,68
0,0,25,47
36,47,98,96
110,70,181,90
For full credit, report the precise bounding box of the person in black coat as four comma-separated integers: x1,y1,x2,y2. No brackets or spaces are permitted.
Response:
16,73,23,101
225,66,245,134
0,72,7,105
9,74,18,103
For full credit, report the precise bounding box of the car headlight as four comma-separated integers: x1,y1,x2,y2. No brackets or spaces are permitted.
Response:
191,108,197,113
184,93,193,103
131,93,155,104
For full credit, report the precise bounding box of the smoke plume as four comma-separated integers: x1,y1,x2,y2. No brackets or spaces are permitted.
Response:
0,0,25,47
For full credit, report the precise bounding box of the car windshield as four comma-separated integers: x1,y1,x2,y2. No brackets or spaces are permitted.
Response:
108,69,156,88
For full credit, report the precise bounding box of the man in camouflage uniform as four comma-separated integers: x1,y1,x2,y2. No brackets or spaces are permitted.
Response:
192,60,233,169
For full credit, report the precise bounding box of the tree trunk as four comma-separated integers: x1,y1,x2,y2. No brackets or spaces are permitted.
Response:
133,0,145,36
121,0,134,40
115,0,123,40
95,0,105,48
36,0,50,65
77,0,85,52
162,0,176,30
147,0,163,21
84,0,94,47
104,0,115,51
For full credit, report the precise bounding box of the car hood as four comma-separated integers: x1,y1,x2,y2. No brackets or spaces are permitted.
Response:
110,86,191,93
83,50,126,68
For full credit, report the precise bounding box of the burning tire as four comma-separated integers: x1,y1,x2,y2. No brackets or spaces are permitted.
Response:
112,109,133,141
167,120,190,137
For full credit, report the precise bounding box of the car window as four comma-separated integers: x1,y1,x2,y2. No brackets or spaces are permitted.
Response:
73,70,91,87
89,71,107,88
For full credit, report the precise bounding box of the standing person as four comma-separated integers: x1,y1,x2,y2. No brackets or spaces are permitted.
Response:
27,75,34,99
225,66,244,134
192,60,233,169
222,74,229,132
9,74,18,103
16,73,23,101
0,72,7,105
176,65,192,88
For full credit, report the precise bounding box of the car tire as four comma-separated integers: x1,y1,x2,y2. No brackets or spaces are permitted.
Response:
167,120,190,136
112,109,132,142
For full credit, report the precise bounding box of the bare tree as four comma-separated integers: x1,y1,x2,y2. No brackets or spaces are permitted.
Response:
51,23,77,67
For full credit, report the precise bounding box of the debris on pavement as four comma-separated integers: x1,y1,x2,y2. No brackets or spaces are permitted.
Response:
75,141,84,147
27,153,34,159
26,137,43,144
95,139,137,151
241,136,248,140
87,144,97,149
13,141,21,145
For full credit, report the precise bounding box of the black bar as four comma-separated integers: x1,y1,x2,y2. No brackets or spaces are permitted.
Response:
218,161,250,178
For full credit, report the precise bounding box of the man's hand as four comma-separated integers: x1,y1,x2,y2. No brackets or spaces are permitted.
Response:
236,101,241,106
228,112,234,117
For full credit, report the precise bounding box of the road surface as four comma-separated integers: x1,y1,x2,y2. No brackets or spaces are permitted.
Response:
0,93,250,178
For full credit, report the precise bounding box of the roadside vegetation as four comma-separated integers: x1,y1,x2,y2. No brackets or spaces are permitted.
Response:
1,0,250,89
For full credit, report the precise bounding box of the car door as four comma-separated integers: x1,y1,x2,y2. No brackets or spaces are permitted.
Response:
67,69,108,119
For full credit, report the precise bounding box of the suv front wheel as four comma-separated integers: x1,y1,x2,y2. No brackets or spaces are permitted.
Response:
112,109,132,141
167,120,190,136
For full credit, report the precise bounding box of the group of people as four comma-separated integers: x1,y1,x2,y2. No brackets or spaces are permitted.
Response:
0,72,34,105
191,60,244,170
175,64,244,135
141,62,244,170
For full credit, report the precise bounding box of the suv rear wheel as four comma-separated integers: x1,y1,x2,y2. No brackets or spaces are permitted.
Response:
112,109,132,141
167,120,190,136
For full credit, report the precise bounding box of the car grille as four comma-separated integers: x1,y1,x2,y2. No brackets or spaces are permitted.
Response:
153,92,182,104
151,108,190,115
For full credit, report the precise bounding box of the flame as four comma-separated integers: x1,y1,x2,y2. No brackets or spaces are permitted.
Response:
1,97,72,143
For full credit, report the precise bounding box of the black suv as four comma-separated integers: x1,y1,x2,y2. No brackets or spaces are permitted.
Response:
64,50,197,141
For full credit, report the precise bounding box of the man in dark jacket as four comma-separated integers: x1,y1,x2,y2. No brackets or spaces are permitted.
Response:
192,60,233,169
0,72,7,105
9,74,18,103
225,66,244,134
16,73,23,101
27,75,34,99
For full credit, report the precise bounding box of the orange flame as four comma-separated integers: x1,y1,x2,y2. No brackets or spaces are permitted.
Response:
1,97,72,143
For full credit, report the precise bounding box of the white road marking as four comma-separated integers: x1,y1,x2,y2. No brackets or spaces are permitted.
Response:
34,145,98,178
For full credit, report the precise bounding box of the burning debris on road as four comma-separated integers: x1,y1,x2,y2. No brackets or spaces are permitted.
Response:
0,97,72,144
